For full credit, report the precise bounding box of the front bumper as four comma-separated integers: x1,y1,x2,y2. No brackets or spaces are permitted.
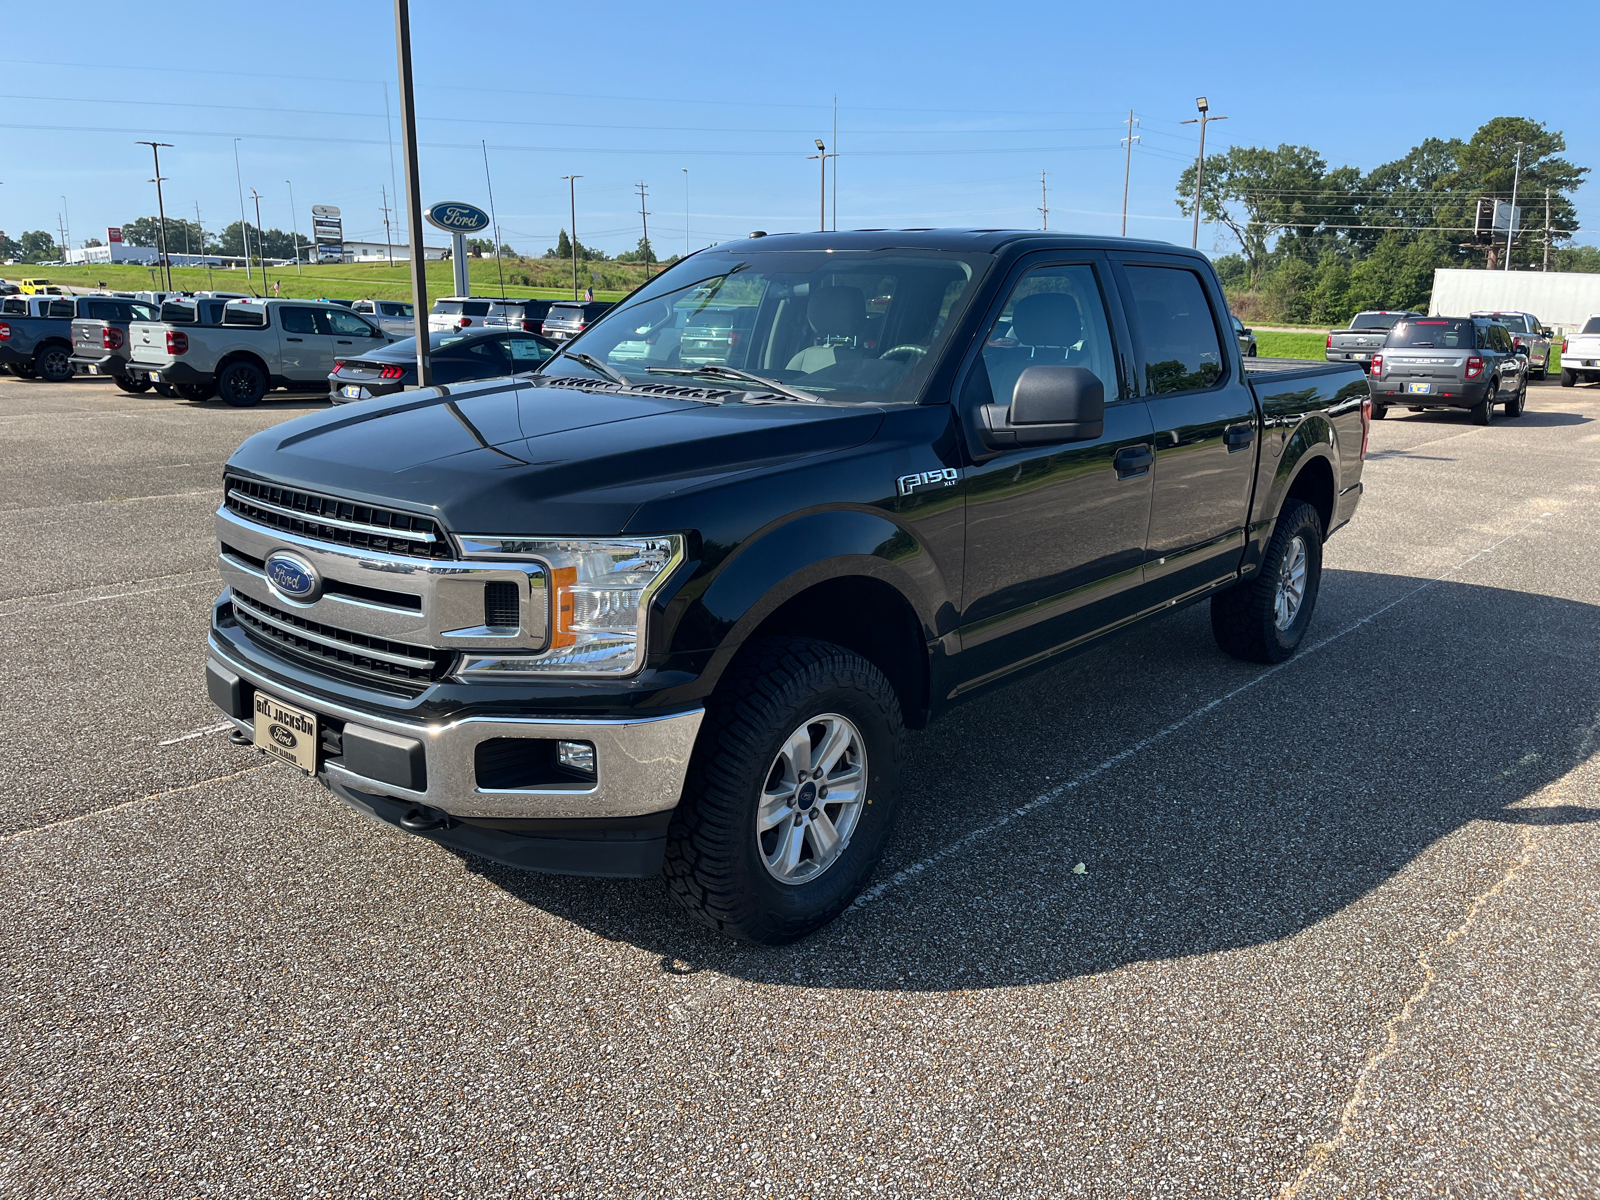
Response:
207,637,703,824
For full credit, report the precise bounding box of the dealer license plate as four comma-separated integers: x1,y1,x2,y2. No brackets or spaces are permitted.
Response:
253,691,318,774
342,385,363,398
1406,382,1432,395
87,364,101,375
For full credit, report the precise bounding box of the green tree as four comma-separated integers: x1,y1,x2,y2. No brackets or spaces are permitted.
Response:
543,229,608,261
1307,254,1351,325
1262,258,1315,324
1551,244,1600,273
1449,117,1587,269
465,237,493,257
1177,144,1360,283
0,232,20,261
19,230,58,262
616,236,656,264
212,221,303,261
121,216,207,255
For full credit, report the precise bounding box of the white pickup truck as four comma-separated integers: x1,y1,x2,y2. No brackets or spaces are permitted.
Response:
1561,316,1600,387
128,298,394,406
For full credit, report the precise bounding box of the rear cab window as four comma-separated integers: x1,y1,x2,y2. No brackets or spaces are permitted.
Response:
1123,265,1226,394
223,303,270,327
1351,313,1408,331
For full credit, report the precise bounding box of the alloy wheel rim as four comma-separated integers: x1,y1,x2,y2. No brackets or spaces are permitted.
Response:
1274,535,1308,632
756,713,868,885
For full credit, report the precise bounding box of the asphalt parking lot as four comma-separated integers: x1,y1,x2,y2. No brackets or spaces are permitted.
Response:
2,373,1598,1199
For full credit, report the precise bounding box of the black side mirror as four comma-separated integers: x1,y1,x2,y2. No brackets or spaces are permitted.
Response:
978,365,1106,448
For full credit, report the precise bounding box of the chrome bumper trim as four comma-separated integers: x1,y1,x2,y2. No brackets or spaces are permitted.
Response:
208,637,702,819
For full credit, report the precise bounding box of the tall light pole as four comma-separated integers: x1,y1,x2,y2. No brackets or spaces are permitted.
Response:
232,138,251,281
285,179,303,274
682,167,689,259
1180,97,1227,250
807,139,835,233
251,188,269,293
1120,110,1140,237
1504,141,1523,273
392,0,431,386
60,196,71,262
562,174,581,300
137,141,174,291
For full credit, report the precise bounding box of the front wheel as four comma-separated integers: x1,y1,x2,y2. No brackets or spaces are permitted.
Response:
1561,369,1577,388
663,637,903,945
1371,403,1388,420
1211,499,1324,664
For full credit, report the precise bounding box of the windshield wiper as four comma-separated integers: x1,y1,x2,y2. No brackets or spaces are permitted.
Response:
556,349,630,386
646,365,822,404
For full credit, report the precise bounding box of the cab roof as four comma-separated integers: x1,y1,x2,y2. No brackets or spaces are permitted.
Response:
714,227,1196,258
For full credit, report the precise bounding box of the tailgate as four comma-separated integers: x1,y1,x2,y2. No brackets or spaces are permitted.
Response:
1387,353,1467,383
128,323,174,367
72,320,108,355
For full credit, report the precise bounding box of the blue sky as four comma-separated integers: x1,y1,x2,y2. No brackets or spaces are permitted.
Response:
2,0,1592,260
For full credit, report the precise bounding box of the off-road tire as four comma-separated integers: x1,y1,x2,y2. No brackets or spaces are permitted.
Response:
114,375,152,394
176,381,216,402
663,636,903,945
218,361,267,407
1561,368,1576,388
1210,499,1324,664
34,344,73,383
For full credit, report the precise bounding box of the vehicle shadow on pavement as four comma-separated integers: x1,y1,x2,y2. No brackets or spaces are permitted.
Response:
459,570,1600,990
1386,408,1591,428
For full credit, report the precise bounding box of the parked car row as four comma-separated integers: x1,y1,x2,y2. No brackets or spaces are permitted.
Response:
426,296,614,340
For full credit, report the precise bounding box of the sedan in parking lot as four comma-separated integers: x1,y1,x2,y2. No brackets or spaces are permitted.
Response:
328,327,558,403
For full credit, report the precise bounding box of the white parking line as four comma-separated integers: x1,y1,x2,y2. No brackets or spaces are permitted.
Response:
851,513,1553,912
0,575,213,617
159,721,233,746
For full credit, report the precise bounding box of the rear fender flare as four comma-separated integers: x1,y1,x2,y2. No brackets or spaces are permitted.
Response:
1244,416,1337,572
215,350,271,382
670,508,947,689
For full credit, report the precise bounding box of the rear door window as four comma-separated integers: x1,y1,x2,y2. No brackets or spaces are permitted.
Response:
280,307,320,335
1123,265,1226,394
87,301,120,320
327,309,380,337
48,300,77,319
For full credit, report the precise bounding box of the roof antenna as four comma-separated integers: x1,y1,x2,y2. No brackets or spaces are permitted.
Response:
482,139,507,302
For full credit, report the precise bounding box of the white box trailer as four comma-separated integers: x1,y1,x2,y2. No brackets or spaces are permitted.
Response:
1430,268,1600,334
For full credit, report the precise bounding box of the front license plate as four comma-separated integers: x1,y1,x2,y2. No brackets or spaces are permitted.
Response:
253,691,318,774
1406,382,1432,395
343,385,363,398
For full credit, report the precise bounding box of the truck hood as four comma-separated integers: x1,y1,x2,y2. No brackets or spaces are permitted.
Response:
226,376,885,535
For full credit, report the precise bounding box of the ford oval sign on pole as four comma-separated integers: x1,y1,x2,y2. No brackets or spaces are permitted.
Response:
425,202,490,298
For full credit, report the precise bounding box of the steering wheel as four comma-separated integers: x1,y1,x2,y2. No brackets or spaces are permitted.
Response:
878,344,927,363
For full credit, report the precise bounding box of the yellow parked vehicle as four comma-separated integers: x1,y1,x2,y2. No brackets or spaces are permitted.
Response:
19,279,63,295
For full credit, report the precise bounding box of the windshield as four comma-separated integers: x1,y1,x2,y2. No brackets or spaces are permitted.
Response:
1483,313,1531,333
433,301,463,315
539,247,989,404
1351,313,1408,331
1388,319,1475,349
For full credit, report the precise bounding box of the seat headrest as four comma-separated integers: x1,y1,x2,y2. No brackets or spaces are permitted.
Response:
808,286,867,338
1012,293,1083,347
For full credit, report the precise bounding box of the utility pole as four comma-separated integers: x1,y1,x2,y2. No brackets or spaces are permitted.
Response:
1180,97,1227,250
682,167,690,259
286,179,303,274
1505,141,1523,273
383,82,403,252
1120,110,1140,237
194,202,204,269
1544,188,1551,272
635,181,653,281
233,138,251,281
832,94,838,233
380,185,394,267
251,188,269,293
392,0,431,385
1038,170,1048,230
137,140,175,291
562,175,582,300
59,196,70,262
57,212,69,264
807,139,835,233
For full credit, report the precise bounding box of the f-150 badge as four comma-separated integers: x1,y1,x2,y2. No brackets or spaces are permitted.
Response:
897,468,959,496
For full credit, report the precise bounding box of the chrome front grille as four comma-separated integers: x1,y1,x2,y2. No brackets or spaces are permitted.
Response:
224,475,452,560
231,590,452,691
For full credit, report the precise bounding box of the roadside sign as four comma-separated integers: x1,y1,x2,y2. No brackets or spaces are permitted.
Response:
311,205,341,219
424,202,490,234
108,227,123,244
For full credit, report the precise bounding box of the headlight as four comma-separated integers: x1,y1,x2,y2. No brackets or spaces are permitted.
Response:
454,535,683,677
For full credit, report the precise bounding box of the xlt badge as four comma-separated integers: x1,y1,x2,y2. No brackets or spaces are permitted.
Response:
897,468,959,497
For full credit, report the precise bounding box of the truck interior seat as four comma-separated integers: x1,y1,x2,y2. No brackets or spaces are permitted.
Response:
787,287,867,373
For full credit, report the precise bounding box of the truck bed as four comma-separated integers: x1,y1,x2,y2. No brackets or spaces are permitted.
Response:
1243,356,1351,378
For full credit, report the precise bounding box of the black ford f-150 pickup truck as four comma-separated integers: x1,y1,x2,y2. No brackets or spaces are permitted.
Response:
205,230,1370,943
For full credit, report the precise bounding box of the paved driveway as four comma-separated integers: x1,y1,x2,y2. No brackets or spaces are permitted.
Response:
2,375,1597,1198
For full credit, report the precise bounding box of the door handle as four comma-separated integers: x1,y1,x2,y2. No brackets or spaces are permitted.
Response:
1223,424,1256,451
1114,444,1154,479
336,339,353,345
285,337,303,342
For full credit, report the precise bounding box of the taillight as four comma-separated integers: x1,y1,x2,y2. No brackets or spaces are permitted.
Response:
0,322,10,342
379,364,405,380
458,317,472,327
1563,337,1569,353
1326,333,1333,349
102,327,125,351
166,330,188,355
520,319,536,332
1370,353,1382,378
1465,355,1484,379
1360,394,1371,459
1512,336,1522,349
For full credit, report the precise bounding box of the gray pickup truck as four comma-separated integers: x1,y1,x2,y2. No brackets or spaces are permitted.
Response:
1326,311,1422,373
69,297,162,392
0,294,78,381
1470,310,1551,379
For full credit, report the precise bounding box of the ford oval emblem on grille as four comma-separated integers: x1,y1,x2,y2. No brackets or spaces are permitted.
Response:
265,550,321,601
